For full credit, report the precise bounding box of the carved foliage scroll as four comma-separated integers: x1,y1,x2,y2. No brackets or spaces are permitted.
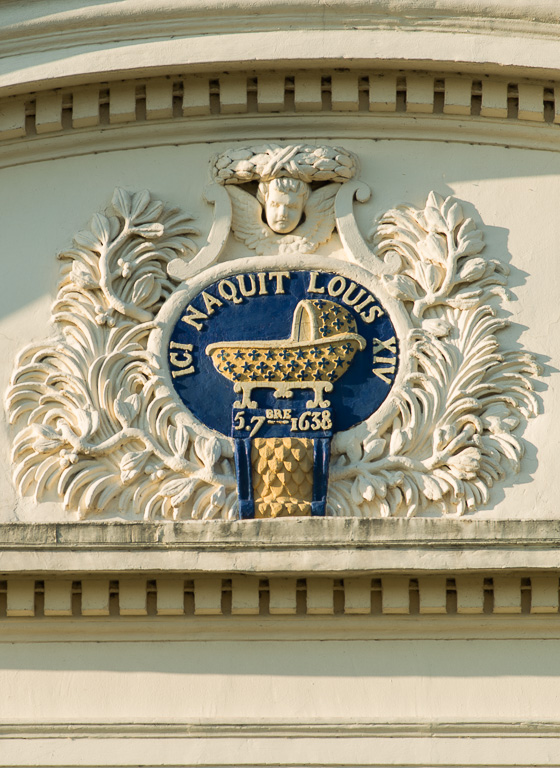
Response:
6,176,540,519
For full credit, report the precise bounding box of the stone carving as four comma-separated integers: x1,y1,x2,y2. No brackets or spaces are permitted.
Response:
7,189,238,520
212,143,357,184
228,182,338,255
220,143,356,255
329,191,540,517
5,145,540,520
206,299,366,410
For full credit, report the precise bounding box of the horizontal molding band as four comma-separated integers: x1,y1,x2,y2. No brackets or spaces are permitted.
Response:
0,522,559,576
4,719,560,739
2,519,560,549
4,0,560,67
3,615,560,642
2,114,560,172
1,521,560,575
1,70,560,168
5,26,560,97
2,725,560,767
0,569,557,626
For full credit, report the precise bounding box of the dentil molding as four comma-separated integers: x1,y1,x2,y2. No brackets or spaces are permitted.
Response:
2,70,560,170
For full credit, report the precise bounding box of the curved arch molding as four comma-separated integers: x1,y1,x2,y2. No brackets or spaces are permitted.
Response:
2,69,560,168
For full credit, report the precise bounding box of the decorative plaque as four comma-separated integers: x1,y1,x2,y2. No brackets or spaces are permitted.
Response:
6,144,540,520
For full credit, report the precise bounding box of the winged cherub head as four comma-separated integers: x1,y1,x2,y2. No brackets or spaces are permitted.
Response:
256,177,311,234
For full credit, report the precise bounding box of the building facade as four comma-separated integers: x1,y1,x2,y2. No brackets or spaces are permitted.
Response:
1,1,560,766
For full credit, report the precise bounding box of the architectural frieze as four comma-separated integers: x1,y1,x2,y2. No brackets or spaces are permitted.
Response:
0,570,556,623
3,71,560,160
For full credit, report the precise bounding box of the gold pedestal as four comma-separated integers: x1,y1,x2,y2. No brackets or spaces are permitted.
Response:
251,438,314,518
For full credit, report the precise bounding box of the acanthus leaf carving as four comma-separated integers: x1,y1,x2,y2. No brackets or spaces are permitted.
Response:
5,157,541,520
328,190,540,518
7,187,239,520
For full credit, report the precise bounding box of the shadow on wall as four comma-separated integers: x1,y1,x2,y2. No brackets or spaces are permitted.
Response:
2,638,560,677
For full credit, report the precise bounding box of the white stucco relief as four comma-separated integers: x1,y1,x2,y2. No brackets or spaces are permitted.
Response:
5,144,540,520
220,144,354,255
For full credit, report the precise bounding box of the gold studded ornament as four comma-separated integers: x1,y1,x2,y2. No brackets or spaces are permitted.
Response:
252,437,314,517
206,299,365,387
207,299,364,517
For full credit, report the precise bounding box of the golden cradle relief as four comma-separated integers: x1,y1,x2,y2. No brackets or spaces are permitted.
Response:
206,299,366,410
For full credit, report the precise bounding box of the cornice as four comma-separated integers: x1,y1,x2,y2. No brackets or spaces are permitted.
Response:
2,13,560,63
3,10,560,96
1,519,560,574
1,70,560,169
4,0,560,41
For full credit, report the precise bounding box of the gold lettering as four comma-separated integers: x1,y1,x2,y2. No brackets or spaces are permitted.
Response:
361,304,384,323
169,342,195,377
269,271,290,294
372,336,397,383
181,305,208,330
257,272,268,295
307,271,325,294
372,363,396,384
201,291,223,315
218,279,243,304
236,274,257,297
342,282,366,307
327,276,346,297
355,295,374,314
372,336,397,356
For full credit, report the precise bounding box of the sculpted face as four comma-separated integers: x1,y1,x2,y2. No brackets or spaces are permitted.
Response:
260,178,309,234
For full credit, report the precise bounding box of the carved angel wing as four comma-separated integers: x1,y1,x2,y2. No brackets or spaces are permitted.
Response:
295,183,339,249
227,186,274,251
228,182,339,255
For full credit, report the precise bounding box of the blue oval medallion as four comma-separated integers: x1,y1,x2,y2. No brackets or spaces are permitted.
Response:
167,269,399,518
168,269,398,438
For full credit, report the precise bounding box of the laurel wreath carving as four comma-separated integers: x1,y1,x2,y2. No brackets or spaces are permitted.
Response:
6,188,540,519
213,143,357,184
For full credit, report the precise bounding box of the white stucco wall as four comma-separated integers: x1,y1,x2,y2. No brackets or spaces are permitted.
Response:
2,631,560,766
